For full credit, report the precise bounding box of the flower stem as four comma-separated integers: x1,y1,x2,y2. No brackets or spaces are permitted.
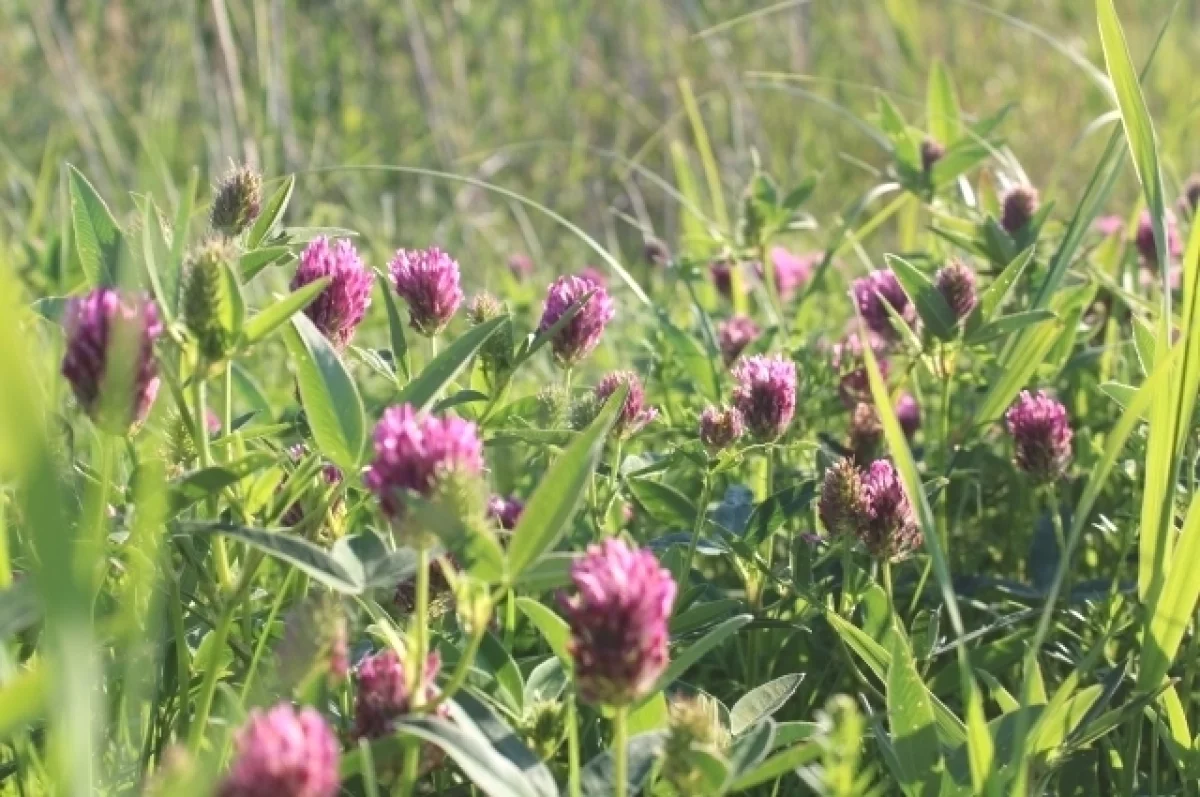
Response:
193,374,232,592
676,472,711,600
881,560,894,615
612,706,629,797
399,545,431,796
566,693,582,797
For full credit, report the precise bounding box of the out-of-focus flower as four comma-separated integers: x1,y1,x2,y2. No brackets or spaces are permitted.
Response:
920,137,945,173
508,253,535,279
934,260,978,323
559,539,676,706
699,405,744,453
1134,210,1183,266
1000,185,1040,235
353,649,444,739
644,239,672,268
710,260,734,298
718,315,760,365
61,288,163,433
1005,390,1073,484
579,266,608,287
1093,214,1124,237
759,247,816,300
851,269,915,343
220,704,340,797
487,494,525,530
831,331,889,408
292,237,373,349
731,355,797,440
848,402,882,461
210,164,262,237
595,371,657,438
537,275,615,367
896,393,921,438
1182,174,1200,217
389,246,464,336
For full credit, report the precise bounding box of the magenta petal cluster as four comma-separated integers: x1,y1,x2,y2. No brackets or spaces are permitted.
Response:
61,288,163,433
363,404,484,517
537,275,616,367
1005,390,1073,484
595,370,658,438
292,237,373,349
220,704,340,797
699,405,744,452
860,460,922,560
718,315,760,365
896,393,921,438
389,246,464,336
761,247,816,300
487,494,525,530
851,269,915,342
559,539,676,706
731,355,797,440
353,649,444,739
1135,211,1183,266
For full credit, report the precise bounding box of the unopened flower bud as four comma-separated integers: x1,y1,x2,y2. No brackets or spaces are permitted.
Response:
210,164,263,236
920,137,945,173
934,260,978,322
1001,185,1039,236
183,237,240,364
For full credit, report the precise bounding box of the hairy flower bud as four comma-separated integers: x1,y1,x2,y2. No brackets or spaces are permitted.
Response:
699,405,744,453
210,164,263,236
389,247,464,336
183,237,240,364
536,385,569,427
934,260,978,322
468,293,513,384
662,695,731,794
1000,185,1039,236
1005,390,1073,484
819,458,870,539
732,355,797,440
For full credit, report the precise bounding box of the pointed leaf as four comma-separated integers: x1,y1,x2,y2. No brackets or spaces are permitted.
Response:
67,165,121,286
242,277,330,346
395,315,507,411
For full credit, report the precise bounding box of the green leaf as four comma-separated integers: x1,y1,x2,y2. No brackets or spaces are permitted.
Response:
404,495,506,583
67,165,121,286
506,384,628,578
726,717,776,780
927,60,961,145
477,632,525,714
1029,685,1102,755
524,657,569,704
179,521,362,593
730,673,804,735
627,477,696,528
516,596,571,665
218,259,246,345
379,271,410,382
878,95,919,168
887,632,942,796
0,666,46,741
580,731,667,797
885,253,956,340
248,175,294,248
141,197,175,322
627,693,669,735
395,315,507,411
448,693,559,797
168,453,275,514
964,310,1056,346
652,614,752,693
240,246,292,281
242,277,329,346
395,714,552,797
513,552,576,593
282,313,366,473
659,318,720,400
743,482,815,546
729,742,819,792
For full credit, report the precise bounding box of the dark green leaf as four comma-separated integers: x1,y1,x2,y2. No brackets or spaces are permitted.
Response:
67,165,121,286
179,521,362,593
242,277,329,346
248,175,294,248
395,316,507,411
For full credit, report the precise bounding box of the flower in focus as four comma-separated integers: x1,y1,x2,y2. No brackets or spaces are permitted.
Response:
1134,210,1183,266
559,539,676,706
896,393,921,438
699,405,744,453
851,269,915,342
353,648,444,739
731,355,797,440
61,288,163,434
920,137,945,173
860,460,922,560
819,458,869,539
363,405,484,519
220,704,339,797
292,237,373,349
210,163,262,237
1005,390,1073,484
595,370,658,438
934,260,978,323
487,494,525,530
537,275,616,367
389,246,464,336
718,315,760,365
759,247,816,300
1000,185,1039,236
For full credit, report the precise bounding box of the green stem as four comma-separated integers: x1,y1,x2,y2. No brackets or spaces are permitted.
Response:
424,624,486,713
399,545,432,796
613,706,629,797
239,569,298,703
188,599,237,750
0,493,11,590
840,540,855,616
193,375,232,591
881,560,894,615
760,243,789,339
566,693,582,797
169,572,191,740
938,354,953,553
676,472,711,598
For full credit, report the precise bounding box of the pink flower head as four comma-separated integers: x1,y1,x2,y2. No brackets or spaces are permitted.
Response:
353,649,444,739
710,260,734,298
759,247,816,300
508,253,535,278
718,315,761,365
896,393,921,438
487,494,525,530
595,371,657,438
934,261,978,322
559,539,676,706
732,355,797,440
851,269,915,342
699,405,744,453
831,331,889,408
579,266,608,288
389,246,464,336
861,460,922,560
292,237,373,349
363,405,484,518
61,288,163,433
220,704,340,797
1005,390,1073,484
1135,210,1183,267
537,275,616,367
1093,215,1124,237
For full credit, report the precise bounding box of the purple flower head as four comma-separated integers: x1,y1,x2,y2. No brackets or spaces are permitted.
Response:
363,405,484,518
710,260,734,298
389,246,464,336
353,648,444,739
699,405,744,453
1093,215,1124,237
62,288,163,433
851,269,915,342
595,371,658,438
860,460,922,560
718,315,761,365
220,704,340,797
758,247,816,301
819,458,869,538
831,331,889,408
896,393,921,438
1005,390,1073,484
934,260,978,322
488,494,525,530
921,137,945,173
559,539,676,706
1001,185,1040,235
1135,210,1183,266
732,355,797,440
537,275,616,367
848,402,883,461
292,237,373,349
579,266,608,288
508,253,535,279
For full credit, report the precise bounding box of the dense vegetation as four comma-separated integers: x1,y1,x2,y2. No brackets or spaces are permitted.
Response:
2,1,1200,795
